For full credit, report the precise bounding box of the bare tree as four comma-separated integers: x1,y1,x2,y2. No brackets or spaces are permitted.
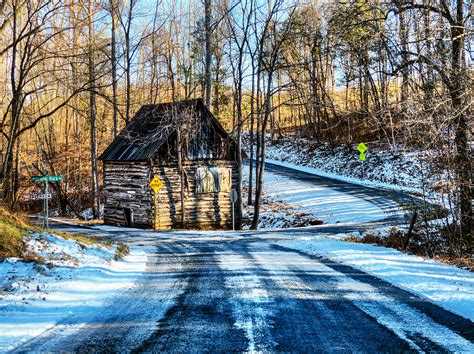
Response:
224,0,255,229
0,0,90,207
251,1,298,229
204,0,212,108
108,0,120,137
393,0,472,247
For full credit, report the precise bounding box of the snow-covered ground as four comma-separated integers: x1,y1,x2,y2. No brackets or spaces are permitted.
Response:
245,135,441,197
248,165,392,224
278,233,474,322
242,163,405,229
241,153,473,323
0,232,148,351
1,222,472,351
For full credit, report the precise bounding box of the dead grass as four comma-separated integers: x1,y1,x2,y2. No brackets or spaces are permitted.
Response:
53,231,103,247
0,205,32,259
431,255,474,272
115,242,130,260
52,229,129,261
22,251,46,264
52,230,128,261
0,206,131,267
0,205,114,263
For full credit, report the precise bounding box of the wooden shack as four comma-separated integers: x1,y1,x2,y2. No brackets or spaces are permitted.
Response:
98,99,241,230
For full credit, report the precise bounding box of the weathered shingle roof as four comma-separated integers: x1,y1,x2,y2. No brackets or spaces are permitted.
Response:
98,99,231,161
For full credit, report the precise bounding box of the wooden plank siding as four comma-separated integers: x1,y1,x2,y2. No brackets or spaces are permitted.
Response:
103,160,241,230
151,161,240,229
103,161,153,228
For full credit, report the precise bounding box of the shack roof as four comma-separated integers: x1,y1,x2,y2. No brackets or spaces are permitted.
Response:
98,99,233,161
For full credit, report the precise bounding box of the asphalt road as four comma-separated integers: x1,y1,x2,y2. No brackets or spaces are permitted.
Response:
262,162,418,224
14,163,473,352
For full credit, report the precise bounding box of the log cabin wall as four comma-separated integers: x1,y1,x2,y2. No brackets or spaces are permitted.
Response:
151,160,240,229
103,161,153,227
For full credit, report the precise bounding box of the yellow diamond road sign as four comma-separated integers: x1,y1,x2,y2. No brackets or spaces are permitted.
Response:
357,143,367,153
149,176,163,192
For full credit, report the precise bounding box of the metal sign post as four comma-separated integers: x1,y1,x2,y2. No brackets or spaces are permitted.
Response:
149,176,164,229
31,175,62,230
357,143,368,180
45,182,49,229
230,189,238,231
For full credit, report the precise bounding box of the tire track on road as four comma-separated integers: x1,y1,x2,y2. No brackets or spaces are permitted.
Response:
217,249,276,351
12,242,187,353
271,244,474,351
134,241,248,352
236,240,413,352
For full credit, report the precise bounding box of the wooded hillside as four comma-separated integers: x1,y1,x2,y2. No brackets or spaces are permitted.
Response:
0,1,471,250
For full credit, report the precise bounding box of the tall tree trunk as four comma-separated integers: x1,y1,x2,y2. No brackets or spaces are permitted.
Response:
254,59,262,203
422,1,433,109
12,138,21,207
2,3,19,208
248,57,256,205
110,0,119,137
176,127,185,227
251,70,274,230
398,2,409,108
213,48,221,117
235,48,244,230
149,0,160,103
124,1,135,124
88,0,100,218
450,0,472,248
204,0,212,108
362,50,370,115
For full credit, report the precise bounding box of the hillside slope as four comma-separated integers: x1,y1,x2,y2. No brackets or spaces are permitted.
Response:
0,206,31,259
245,134,443,197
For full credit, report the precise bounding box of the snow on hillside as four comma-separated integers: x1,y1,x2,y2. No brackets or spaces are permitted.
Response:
241,164,398,229
0,232,147,351
245,134,441,196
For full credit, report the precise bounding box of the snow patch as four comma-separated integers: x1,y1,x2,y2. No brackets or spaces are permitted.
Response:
0,232,146,351
278,236,474,322
242,163,394,228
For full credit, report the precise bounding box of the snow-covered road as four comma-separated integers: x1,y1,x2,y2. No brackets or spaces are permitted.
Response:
9,222,474,353
257,162,413,224
3,163,473,352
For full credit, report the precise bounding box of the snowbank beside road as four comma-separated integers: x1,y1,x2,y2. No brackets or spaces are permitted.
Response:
0,233,147,352
248,135,440,197
278,236,474,322
265,159,423,195
249,164,393,224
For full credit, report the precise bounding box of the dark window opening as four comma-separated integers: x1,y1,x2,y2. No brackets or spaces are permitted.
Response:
123,207,134,227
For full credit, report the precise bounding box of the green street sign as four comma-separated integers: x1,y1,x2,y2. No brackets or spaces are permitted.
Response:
359,153,366,161
357,143,367,153
31,175,63,183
